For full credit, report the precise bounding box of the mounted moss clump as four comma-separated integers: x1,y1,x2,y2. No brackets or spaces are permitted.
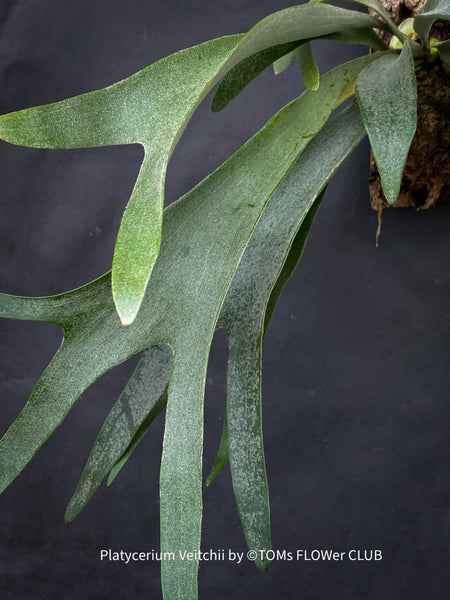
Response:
0,1,448,598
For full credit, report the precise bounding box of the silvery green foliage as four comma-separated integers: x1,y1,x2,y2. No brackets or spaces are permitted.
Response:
355,43,417,204
0,1,447,598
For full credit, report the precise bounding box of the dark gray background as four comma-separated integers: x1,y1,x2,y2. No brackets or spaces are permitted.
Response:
0,1,449,598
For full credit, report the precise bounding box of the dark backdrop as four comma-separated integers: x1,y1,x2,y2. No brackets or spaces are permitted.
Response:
0,1,449,599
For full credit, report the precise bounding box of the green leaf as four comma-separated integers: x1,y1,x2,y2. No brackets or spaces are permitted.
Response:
217,101,366,574
297,43,320,90
65,345,171,523
355,44,417,204
414,0,450,44
207,193,324,489
0,56,376,600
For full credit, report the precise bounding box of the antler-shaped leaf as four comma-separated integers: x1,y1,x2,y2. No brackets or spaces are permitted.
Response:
94,102,367,577
212,101,366,572
65,100,366,551
0,56,376,600
0,2,382,324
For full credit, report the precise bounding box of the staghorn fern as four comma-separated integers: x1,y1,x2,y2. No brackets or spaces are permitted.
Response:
0,1,449,598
